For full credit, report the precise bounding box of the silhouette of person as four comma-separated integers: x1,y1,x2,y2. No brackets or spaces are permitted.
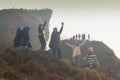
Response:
38,21,47,50
13,28,22,47
49,22,64,60
76,34,78,40
82,33,86,41
88,34,90,40
21,26,32,48
78,34,81,40
73,35,75,40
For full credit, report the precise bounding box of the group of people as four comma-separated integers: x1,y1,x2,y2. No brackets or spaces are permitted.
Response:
14,26,32,48
14,21,64,60
66,41,99,68
72,33,90,41
14,21,99,69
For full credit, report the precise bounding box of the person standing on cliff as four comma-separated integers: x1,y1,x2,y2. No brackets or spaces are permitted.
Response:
65,40,87,66
49,22,64,61
38,21,47,50
21,26,32,48
82,46,99,69
14,27,23,47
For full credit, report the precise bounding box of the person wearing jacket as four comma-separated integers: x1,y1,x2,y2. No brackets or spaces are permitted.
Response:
21,26,32,48
14,28,23,47
66,40,86,65
82,46,99,68
49,22,64,60
38,21,47,50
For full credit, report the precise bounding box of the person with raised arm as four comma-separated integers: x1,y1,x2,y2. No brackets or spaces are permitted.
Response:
66,40,87,66
49,22,64,60
38,21,47,50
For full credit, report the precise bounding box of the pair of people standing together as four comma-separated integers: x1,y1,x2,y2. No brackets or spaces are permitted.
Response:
38,21,64,60
66,41,99,68
14,26,32,48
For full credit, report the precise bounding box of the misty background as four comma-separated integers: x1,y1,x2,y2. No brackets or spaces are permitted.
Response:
0,0,120,58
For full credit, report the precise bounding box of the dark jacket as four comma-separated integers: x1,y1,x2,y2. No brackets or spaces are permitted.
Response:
14,28,22,47
21,26,30,46
49,26,63,48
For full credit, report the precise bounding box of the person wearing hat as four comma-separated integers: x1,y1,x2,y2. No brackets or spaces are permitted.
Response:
49,22,64,60
82,46,99,68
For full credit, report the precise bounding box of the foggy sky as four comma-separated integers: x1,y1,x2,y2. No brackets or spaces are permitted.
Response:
0,0,120,58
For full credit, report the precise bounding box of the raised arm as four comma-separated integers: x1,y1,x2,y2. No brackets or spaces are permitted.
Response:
43,21,47,27
66,43,74,48
79,40,87,47
59,22,64,34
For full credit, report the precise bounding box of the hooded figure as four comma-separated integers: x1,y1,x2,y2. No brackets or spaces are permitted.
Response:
21,26,32,48
14,28,22,47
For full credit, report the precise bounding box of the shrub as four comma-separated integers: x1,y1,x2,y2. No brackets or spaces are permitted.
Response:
77,68,101,80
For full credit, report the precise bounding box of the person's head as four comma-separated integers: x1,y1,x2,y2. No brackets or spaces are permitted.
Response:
76,44,78,46
23,26,30,31
88,46,94,52
17,28,21,31
53,27,57,32
39,24,43,29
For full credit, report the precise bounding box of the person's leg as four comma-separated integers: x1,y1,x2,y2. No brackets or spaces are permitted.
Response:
40,44,45,50
42,45,46,50
81,63,89,68
72,57,76,66
57,47,61,60
74,56,79,63
42,41,46,50
40,45,43,50
89,63,96,69
39,36,44,50
52,47,56,57
27,42,32,48
72,57,76,63
76,56,80,67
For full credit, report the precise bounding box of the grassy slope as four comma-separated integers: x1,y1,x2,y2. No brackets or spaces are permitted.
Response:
0,46,119,80
60,39,120,77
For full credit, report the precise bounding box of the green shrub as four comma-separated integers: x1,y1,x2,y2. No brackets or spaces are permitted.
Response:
0,68,20,79
0,78,5,80
62,58,72,67
71,67,81,75
77,68,101,80
19,60,46,75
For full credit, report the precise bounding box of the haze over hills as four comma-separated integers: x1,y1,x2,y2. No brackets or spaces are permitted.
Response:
0,8,52,51
0,8,120,80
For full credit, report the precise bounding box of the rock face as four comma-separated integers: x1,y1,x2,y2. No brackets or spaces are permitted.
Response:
0,9,52,50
